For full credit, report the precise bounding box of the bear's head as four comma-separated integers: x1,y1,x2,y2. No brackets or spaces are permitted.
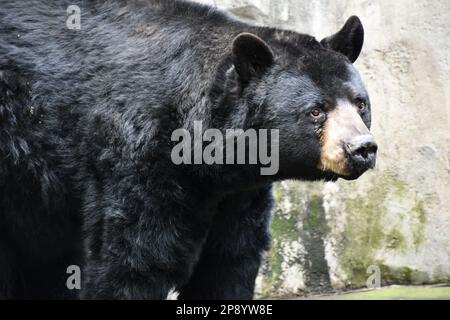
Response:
221,16,377,181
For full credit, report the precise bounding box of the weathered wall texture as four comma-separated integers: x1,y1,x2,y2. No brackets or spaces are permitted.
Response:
196,0,450,297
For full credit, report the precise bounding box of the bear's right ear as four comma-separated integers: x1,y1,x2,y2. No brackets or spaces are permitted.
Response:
232,33,274,84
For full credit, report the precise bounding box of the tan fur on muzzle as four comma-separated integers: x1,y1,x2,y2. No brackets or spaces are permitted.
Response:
319,101,370,176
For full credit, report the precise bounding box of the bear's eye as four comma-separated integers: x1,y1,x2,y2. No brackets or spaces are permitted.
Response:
356,99,367,111
311,108,322,118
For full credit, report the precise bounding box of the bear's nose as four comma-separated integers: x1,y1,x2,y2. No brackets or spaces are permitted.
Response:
345,134,378,171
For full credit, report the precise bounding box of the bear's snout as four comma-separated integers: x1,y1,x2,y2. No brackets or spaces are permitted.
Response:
344,134,378,175
318,99,376,179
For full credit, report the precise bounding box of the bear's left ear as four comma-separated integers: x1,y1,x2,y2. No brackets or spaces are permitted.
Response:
320,16,364,63
232,33,274,84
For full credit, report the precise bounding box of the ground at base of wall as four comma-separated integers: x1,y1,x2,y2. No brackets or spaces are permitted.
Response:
283,284,450,300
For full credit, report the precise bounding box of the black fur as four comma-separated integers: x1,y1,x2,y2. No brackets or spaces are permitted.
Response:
0,0,369,299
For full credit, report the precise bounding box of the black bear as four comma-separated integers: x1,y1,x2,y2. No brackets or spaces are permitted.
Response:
0,0,377,299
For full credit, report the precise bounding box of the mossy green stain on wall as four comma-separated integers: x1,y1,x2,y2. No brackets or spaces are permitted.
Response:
339,170,434,287
303,194,330,235
411,200,427,251
260,182,333,296
259,183,304,297
386,228,407,252
301,194,332,292
340,171,420,287
262,239,284,294
260,170,436,296
379,265,430,285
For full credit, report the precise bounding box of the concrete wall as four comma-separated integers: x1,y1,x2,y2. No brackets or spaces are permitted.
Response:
195,0,450,297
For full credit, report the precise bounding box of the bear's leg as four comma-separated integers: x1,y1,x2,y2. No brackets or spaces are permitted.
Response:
0,240,16,299
178,185,273,300
81,195,211,300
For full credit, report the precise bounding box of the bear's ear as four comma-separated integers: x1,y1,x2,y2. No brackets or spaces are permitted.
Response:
232,33,274,84
320,16,364,63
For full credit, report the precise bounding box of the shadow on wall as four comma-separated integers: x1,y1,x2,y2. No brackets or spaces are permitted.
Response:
195,0,450,298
